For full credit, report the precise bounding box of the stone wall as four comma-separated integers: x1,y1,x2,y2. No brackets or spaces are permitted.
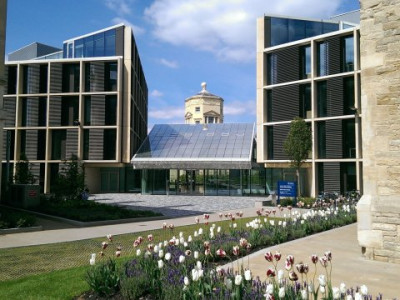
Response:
357,0,400,262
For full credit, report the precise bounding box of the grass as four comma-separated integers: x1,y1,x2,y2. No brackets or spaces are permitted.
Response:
30,199,162,222
0,266,89,300
0,215,256,281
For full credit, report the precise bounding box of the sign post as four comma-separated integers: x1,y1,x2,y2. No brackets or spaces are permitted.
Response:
277,181,297,205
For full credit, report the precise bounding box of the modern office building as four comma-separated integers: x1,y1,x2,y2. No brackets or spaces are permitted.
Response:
0,0,7,200
3,24,148,193
131,123,268,196
185,82,224,124
256,12,362,197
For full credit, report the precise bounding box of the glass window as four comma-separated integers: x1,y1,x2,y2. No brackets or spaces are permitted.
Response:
84,96,91,125
61,96,79,126
317,122,326,158
51,130,66,160
343,77,355,115
205,169,218,196
67,43,73,58
342,35,354,72
299,84,311,119
62,63,80,93
105,62,118,91
104,29,116,56
195,107,200,112
271,18,289,46
84,36,94,57
83,129,89,160
105,95,117,125
267,126,273,160
317,81,327,117
267,53,277,85
323,22,339,34
288,19,306,42
94,33,105,57
266,90,272,122
317,42,328,77
342,119,355,158
6,66,17,94
305,21,322,38
74,39,84,58
39,65,48,93
103,129,116,160
300,45,311,79
21,97,47,127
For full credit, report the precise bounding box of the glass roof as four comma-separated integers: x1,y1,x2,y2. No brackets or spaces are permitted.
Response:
131,123,255,169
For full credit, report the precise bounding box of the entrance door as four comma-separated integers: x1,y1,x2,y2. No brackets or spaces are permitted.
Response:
176,170,204,195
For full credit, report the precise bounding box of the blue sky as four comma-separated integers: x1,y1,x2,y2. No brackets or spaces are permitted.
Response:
5,0,360,129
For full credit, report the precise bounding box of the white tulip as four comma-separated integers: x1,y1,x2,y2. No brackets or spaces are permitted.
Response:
266,283,274,294
320,286,325,294
318,274,326,287
277,269,284,282
184,242,188,247
159,242,163,249
210,232,214,238
175,239,180,246
188,235,193,242
332,287,340,299
354,293,362,300
165,252,171,261
233,223,237,228
158,249,164,258
217,226,221,233
360,285,368,296
179,255,185,263
180,237,185,244
196,260,202,270
198,228,203,235
136,249,141,256
179,231,184,238
269,220,275,226
340,282,346,294
154,245,159,253
89,253,96,265
194,231,198,237
278,287,285,298
191,269,200,281
158,259,164,269
163,240,168,247
301,289,307,300
283,221,287,227
194,251,199,259
184,276,190,286
346,295,353,300
244,269,252,281
234,274,242,286
144,250,151,258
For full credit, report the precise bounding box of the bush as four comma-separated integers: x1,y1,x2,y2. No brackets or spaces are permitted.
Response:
0,207,36,229
86,259,120,297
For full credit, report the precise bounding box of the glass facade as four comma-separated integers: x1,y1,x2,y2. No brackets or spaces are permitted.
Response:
317,81,327,117
63,29,116,59
62,63,80,92
317,42,328,77
299,84,311,119
300,45,311,79
268,17,339,47
342,35,354,72
141,168,268,196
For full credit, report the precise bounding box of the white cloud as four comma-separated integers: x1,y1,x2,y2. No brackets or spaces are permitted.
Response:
159,58,179,69
149,107,185,120
112,17,145,35
105,0,132,15
144,0,343,62
224,100,256,116
150,89,164,97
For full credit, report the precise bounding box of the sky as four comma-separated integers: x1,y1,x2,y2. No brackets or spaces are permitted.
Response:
5,0,360,129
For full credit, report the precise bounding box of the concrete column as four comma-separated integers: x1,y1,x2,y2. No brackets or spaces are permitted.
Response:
0,0,8,201
357,0,400,263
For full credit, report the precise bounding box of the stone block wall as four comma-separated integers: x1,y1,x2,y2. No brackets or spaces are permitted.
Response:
357,0,400,262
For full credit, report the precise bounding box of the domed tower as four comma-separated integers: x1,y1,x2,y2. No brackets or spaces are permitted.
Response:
185,82,224,124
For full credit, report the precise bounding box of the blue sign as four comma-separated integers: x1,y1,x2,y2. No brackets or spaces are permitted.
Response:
277,181,297,198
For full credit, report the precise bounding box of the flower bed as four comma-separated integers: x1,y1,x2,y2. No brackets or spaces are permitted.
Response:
79,203,393,299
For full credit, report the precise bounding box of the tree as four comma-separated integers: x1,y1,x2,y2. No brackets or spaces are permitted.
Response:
283,117,312,197
14,153,36,184
53,154,85,201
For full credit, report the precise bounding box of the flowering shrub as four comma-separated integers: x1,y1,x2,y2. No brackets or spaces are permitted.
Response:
84,206,374,299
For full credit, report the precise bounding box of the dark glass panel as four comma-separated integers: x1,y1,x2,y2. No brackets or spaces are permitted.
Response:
271,18,288,46
63,43,67,58
342,119,355,158
103,129,116,160
317,42,328,76
61,96,79,126
62,64,80,93
84,96,91,126
342,35,354,72
317,81,327,117
288,19,306,42
83,129,89,160
51,130,66,160
6,66,17,94
104,29,116,56
300,45,311,79
105,62,118,91
267,53,277,85
323,22,339,34
37,130,46,160
266,90,272,122
305,21,322,38
74,39,84,58
94,33,105,57
39,65,48,93
343,77,355,115
105,95,117,125
267,126,273,159
67,43,72,58
38,97,47,126
317,122,326,159
84,36,94,57
299,84,311,119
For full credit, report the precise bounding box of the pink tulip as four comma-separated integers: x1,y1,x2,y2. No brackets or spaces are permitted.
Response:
266,268,276,277
274,251,282,261
101,242,108,250
147,234,154,242
216,248,226,257
311,254,318,264
265,251,273,262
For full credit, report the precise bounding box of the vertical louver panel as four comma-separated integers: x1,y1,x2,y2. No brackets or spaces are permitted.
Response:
89,62,105,92
4,98,16,127
49,96,61,126
276,47,300,84
26,98,39,127
327,37,341,75
273,124,290,160
89,129,104,160
25,130,38,160
25,65,40,94
50,63,62,93
91,95,105,126
326,77,344,117
272,85,300,122
66,129,78,158
326,119,342,158
323,162,340,192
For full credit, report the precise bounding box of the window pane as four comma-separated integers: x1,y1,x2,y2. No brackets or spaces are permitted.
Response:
317,42,328,76
288,19,306,42
105,95,117,125
317,81,327,117
271,18,288,46
74,39,84,58
105,62,118,91
103,129,116,160
343,36,354,72
94,33,105,57
104,30,116,56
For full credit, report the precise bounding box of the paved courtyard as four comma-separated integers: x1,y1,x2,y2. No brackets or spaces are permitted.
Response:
92,193,266,217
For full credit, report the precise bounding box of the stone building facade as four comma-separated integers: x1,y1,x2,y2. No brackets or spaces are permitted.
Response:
357,0,400,263
185,82,224,124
